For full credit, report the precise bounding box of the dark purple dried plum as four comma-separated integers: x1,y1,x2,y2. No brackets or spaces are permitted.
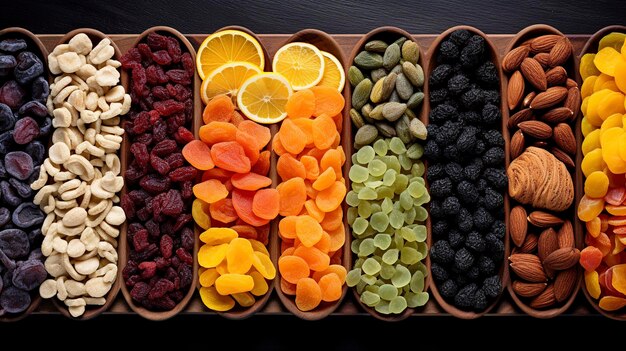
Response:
0,39,27,53
25,142,45,165
18,100,48,118
14,51,44,85
0,208,10,227
38,117,52,137
12,203,44,228
1,181,21,207
12,117,39,144
8,178,31,198
0,54,16,69
0,80,26,109
4,151,33,180
0,286,30,314
28,248,43,262
31,76,49,103
0,248,16,271
12,260,46,291
0,103,14,132
0,229,29,259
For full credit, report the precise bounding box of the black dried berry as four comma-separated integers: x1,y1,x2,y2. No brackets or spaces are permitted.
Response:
483,167,507,190
482,147,504,166
473,288,488,310
481,103,501,125
430,177,453,198
457,180,480,204
475,61,499,87
432,220,450,237
431,240,455,264
460,35,485,68
473,207,494,231
448,74,470,95
429,199,445,220
445,162,464,183
430,103,458,125
443,145,460,162
440,279,459,299
482,187,503,210
455,247,475,272
442,196,461,215
424,139,442,162
448,229,465,249
483,89,500,105
466,231,486,253
467,265,481,280
426,163,445,182
456,127,477,153
431,263,449,282
454,283,478,308
482,129,504,147
429,64,453,87
491,220,506,239
438,40,460,63
482,275,502,298
460,88,484,110
459,111,481,124
449,29,472,47
457,208,474,232
435,120,462,146
430,88,449,105
477,255,496,276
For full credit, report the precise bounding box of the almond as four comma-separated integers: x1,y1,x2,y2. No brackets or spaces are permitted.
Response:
503,46,530,73
528,210,564,227
557,220,575,248
508,108,533,128
533,140,549,148
530,86,568,110
520,233,538,253
510,205,528,247
551,147,575,168
543,247,581,271
554,267,577,302
553,123,576,155
512,280,547,298
509,253,542,265
548,37,573,67
546,66,568,86
521,57,547,91
510,255,547,283
523,91,536,108
538,228,559,262
511,130,525,159
508,70,525,110
540,107,573,124
530,34,562,53
564,87,581,119
530,284,556,309
534,52,550,68
566,78,578,89
518,120,552,139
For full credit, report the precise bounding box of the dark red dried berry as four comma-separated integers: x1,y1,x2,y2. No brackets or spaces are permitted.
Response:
176,248,193,265
133,229,150,252
153,99,184,116
139,261,157,279
139,174,170,194
168,166,197,182
150,153,170,175
121,195,135,219
120,48,142,69
132,111,151,135
154,257,170,270
151,85,170,100
135,132,153,145
152,139,178,157
137,43,153,63
180,227,194,251
173,214,192,233
162,189,184,217
181,52,194,77
130,142,149,168
153,119,167,142
175,126,195,144
148,110,160,124
160,234,173,258
181,181,193,200
152,50,172,66
132,66,147,96
165,153,185,169
146,32,169,51
130,282,150,301
166,69,191,85
178,263,193,289
145,219,160,238
166,37,182,63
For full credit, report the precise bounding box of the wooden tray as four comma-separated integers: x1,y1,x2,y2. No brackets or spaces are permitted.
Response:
16,31,600,318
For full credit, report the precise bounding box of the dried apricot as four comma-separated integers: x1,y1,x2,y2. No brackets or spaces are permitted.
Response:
279,119,307,155
312,167,336,191
295,278,322,311
183,140,215,170
294,246,330,272
316,181,346,212
252,188,280,220
585,270,601,299
279,255,310,284
199,286,235,311
585,171,610,198
312,114,337,150
203,94,234,124
277,177,307,216
285,89,315,119
199,121,237,145
215,274,254,295
211,141,251,173
318,273,342,302
231,172,272,191
279,216,298,240
277,153,306,180
210,198,238,223
193,179,228,204
311,85,345,117
301,155,320,180
199,228,238,245
580,246,604,272
192,199,212,230
198,243,229,268
252,150,271,176
296,215,323,247
232,189,270,226
226,238,254,274
237,120,271,150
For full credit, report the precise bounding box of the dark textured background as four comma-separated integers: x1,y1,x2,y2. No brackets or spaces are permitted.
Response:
1,0,625,346
1,0,624,34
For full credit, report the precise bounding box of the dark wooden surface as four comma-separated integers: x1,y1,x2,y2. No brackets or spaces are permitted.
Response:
1,0,624,35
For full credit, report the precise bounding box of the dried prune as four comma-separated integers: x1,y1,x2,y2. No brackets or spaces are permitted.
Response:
0,181,20,207
14,51,44,85
11,203,44,228
0,80,26,109
38,117,52,136
12,260,46,291
0,39,27,53
0,286,30,313
0,208,10,227
9,178,31,198
12,117,39,144
18,100,47,118
4,151,33,180
0,54,16,69
31,76,49,103
0,103,15,132
0,229,29,259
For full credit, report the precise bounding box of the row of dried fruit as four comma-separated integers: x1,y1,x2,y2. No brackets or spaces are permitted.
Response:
1,24,625,321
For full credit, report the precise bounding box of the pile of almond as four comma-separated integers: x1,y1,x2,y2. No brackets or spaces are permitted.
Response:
503,33,581,309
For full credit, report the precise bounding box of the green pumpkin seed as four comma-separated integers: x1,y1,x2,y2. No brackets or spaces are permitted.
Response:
401,41,420,64
352,78,372,110
350,108,365,128
395,116,412,144
365,40,388,53
382,102,407,122
369,104,385,120
355,125,379,145
361,103,372,118
391,64,403,75
371,68,387,83
383,43,401,70
381,72,397,101
407,92,424,109
402,62,424,88
355,51,383,70
409,118,427,140
370,78,385,103
395,73,413,100
348,66,365,87
376,122,396,138
404,107,416,120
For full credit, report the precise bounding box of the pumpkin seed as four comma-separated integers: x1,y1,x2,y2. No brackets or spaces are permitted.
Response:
404,107,416,120
402,61,424,87
361,103,373,118
370,78,385,104
393,37,407,47
355,125,379,145
371,68,387,83
354,51,383,70
389,90,400,103
382,102,406,122
369,104,385,120
381,72,397,101
348,66,365,87
350,109,365,128
409,118,427,140
407,92,424,109
383,43,401,70
376,122,396,137
352,78,372,110
395,115,412,144
365,40,388,53
401,41,420,64
391,64,403,75
395,73,413,100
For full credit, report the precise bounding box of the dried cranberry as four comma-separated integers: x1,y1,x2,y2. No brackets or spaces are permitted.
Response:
139,174,171,194
152,50,172,66
178,263,193,289
150,154,170,175
121,195,135,219
176,248,193,265
152,139,178,157
153,119,167,142
153,99,184,116
120,48,142,69
166,37,182,63
146,32,169,50
132,111,151,134
181,181,193,200
151,85,170,100
166,69,191,85
181,52,194,77
130,282,150,301
180,227,194,251
122,260,139,280
165,153,185,169
148,110,160,124
146,64,168,85
130,142,150,168
161,190,184,217
160,234,173,258
145,219,160,238
132,66,147,97
154,257,170,270
169,290,184,303
175,126,195,144
168,166,197,182
139,261,157,279
132,229,150,252
137,43,153,63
